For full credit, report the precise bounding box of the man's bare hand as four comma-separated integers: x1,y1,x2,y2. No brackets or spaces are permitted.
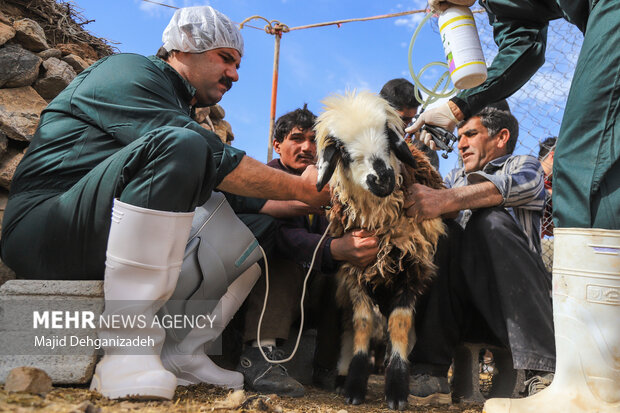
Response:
330,229,380,268
259,200,322,218
300,165,331,207
404,183,448,222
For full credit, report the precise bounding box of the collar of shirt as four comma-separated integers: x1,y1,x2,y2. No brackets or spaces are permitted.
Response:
148,56,196,105
269,158,302,176
481,154,511,173
452,153,512,181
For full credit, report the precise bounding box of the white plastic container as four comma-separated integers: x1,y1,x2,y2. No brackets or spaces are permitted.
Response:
438,6,487,90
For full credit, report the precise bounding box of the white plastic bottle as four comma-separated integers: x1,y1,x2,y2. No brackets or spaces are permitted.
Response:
438,6,487,89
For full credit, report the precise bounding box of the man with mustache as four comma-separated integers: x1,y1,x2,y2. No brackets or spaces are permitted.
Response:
237,105,379,397
0,6,328,400
406,106,555,405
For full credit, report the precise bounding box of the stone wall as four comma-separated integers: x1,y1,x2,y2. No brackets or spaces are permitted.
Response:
0,1,113,285
195,105,236,145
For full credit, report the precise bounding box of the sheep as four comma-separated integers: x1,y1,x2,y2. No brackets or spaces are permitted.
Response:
314,90,446,410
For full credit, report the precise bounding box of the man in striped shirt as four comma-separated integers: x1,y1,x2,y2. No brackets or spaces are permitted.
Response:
405,107,554,405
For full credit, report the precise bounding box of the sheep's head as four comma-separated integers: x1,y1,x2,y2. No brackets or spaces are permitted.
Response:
315,90,418,198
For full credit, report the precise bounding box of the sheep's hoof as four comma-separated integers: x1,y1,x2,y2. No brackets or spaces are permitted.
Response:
385,356,410,411
335,375,346,395
343,354,370,405
346,396,364,405
387,398,408,411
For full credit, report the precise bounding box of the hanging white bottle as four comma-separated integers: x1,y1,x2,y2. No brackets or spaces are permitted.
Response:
438,6,487,89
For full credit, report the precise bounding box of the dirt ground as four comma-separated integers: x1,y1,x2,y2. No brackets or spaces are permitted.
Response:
0,375,484,413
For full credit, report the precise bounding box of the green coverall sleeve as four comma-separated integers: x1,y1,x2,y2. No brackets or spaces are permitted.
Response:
452,9,548,117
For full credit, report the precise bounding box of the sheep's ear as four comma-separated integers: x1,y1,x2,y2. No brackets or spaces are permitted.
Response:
316,140,340,191
387,125,418,169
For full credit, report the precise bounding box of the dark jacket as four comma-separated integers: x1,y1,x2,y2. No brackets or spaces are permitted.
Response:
268,159,337,273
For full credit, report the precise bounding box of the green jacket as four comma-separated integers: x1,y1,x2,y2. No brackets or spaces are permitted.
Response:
5,53,245,236
452,0,588,117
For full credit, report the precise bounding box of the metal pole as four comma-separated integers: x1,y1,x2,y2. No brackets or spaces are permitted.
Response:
267,26,282,162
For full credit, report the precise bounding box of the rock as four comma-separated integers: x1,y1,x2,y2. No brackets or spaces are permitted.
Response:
213,119,234,144
4,366,53,394
62,54,89,74
0,355,98,386
210,104,226,121
0,21,16,46
56,42,99,61
0,12,11,25
33,57,76,100
13,18,48,52
38,48,62,60
194,107,211,123
0,146,24,190
0,86,48,141
0,44,42,88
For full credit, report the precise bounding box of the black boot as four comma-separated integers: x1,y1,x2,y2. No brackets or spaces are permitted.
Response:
237,346,305,397
409,373,452,405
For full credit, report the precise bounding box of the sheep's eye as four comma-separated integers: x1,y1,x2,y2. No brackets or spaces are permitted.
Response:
335,142,352,167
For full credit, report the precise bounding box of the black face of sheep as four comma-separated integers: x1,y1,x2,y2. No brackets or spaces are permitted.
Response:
314,90,446,410
366,156,395,197
316,98,418,198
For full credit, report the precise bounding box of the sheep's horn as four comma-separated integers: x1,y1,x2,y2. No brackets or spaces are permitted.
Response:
316,144,340,191
387,126,418,169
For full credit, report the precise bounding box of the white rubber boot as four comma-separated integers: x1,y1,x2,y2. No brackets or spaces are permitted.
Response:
90,200,194,400
161,263,261,388
483,228,620,413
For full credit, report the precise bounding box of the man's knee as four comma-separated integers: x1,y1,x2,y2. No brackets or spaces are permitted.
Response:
464,207,515,240
146,127,210,181
117,127,215,211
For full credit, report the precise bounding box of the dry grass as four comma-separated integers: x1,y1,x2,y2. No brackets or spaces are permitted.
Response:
1,0,116,57
0,375,484,413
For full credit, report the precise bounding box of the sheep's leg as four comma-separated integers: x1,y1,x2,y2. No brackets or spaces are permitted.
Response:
336,327,353,393
335,273,354,395
343,287,374,405
385,305,414,411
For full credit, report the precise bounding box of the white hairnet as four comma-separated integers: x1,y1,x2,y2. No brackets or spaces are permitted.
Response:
162,6,244,56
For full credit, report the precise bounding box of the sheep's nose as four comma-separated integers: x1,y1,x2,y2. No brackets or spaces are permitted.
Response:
366,159,395,197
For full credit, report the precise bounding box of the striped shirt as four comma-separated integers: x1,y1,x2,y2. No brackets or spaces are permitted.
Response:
444,154,545,254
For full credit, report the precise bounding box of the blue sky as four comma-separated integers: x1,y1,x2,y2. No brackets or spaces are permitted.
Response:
71,0,582,177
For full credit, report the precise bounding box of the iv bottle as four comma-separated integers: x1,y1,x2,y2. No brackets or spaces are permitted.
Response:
438,6,487,89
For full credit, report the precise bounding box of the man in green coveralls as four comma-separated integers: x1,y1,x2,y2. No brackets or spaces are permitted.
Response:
0,6,329,401
407,1,619,412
